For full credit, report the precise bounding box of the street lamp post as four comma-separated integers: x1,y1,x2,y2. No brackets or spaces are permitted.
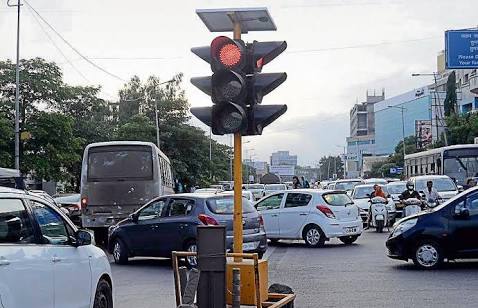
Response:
7,0,22,170
412,72,447,146
388,105,407,160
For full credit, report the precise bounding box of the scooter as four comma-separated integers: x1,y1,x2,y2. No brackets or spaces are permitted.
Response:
402,198,422,217
368,197,389,233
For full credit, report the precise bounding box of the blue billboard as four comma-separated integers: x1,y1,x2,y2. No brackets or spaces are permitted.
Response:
445,30,478,69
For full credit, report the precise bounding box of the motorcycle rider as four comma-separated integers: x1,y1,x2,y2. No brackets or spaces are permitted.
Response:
423,180,440,204
365,184,388,229
399,181,421,201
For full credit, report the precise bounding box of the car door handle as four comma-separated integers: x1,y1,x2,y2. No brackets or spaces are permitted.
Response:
51,256,62,263
271,214,279,217
151,225,160,229
299,213,308,216
0,258,10,266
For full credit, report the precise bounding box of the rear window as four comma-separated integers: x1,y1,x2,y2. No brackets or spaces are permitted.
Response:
87,146,153,180
207,197,256,214
416,178,456,192
335,181,362,191
54,194,80,203
266,185,286,190
247,185,264,190
323,193,353,206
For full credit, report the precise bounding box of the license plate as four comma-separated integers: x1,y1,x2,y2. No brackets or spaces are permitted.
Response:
243,241,259,251
344,227,357,234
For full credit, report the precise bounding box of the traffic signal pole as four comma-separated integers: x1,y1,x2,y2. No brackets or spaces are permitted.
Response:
232,18,243,262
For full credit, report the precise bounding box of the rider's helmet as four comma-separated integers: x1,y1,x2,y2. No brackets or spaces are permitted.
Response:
406,180,414,191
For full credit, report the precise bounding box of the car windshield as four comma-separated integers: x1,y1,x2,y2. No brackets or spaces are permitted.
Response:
415,178,457,192
335,181,362,191
387,183,407,194
323,193,353,206
207,197,255,214
265,185,286,190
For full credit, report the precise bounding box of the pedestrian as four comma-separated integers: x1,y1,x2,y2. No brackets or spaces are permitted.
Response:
464,177,477,190
292,176,302,189
301,176,310,188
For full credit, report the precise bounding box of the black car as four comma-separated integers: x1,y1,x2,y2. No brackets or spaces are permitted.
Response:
386,186,478,269
107,193,267,266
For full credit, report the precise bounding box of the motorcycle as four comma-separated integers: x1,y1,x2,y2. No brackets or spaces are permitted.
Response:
368,196,389,233
402,198,422,217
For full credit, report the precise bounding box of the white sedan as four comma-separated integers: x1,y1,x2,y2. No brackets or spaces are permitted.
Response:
255,189,363,246
0,187,114,308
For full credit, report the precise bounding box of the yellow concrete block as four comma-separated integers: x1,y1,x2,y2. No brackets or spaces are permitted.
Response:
226,258,268,306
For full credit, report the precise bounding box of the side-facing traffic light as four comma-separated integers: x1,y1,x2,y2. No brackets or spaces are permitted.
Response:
190,36,287,136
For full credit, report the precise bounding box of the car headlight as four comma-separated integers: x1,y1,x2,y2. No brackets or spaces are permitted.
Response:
391,218,417,238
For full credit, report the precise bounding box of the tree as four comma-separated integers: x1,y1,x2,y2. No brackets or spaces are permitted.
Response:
0,114,13,167
22,112,82,182
443,71,457,117
319,156,344,180
446,113,478,145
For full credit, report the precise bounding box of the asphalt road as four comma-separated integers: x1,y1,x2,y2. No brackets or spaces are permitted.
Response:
111,230,478,308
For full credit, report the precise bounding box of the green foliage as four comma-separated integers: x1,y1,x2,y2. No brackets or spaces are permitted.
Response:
319,155,344,179
0,114,13,167
446,113,478,145
22,112,82,182
444,71,457,117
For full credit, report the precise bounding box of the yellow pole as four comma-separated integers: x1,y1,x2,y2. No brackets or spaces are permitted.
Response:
232,18,243,262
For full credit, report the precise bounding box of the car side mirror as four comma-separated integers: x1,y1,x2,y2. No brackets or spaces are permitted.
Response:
458,185,464,193
75,230,92,246
366,193,371,198
129,213,139,223
454,205,469,219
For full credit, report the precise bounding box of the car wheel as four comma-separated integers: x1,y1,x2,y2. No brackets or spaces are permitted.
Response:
185,241,198,268
412,241,443,269
269,239,279,245
93,279,113,308
303,225,325,248
339,235,359,245
112,238,129,265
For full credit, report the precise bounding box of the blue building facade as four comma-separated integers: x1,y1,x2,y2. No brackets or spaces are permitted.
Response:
374,87,431,155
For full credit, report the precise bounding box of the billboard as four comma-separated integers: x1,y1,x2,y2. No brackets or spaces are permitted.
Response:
415,120,432,149
445,30,478,69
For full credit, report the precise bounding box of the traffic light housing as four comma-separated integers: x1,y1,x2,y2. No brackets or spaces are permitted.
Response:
191,36,287,136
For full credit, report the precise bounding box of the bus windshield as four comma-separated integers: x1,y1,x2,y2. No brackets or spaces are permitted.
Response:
88,147,153,181
444,156,478,185
415,178,456,192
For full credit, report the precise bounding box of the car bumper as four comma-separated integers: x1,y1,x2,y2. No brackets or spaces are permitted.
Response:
226,231,268,253
385,235,409,260
323,219,363,238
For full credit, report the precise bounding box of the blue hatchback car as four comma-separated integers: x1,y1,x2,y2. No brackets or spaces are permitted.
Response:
108,193,267,266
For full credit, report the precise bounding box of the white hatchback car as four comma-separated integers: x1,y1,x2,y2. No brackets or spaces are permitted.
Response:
255,189,363,246
0,187,113,308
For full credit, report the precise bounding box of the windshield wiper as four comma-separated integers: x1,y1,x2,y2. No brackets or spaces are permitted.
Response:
455,157,468,171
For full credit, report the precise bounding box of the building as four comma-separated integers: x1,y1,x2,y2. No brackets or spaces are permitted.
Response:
270,151,297,167
374,87,432,155
345,91,385,178
244,159,268,178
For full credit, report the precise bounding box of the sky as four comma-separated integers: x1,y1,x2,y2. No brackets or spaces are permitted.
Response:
1,0,477,166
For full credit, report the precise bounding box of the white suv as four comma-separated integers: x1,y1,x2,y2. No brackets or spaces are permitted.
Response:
0,187,113,308
255,189,363,246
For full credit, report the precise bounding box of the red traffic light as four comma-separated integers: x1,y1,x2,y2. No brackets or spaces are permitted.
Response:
211,36,245,71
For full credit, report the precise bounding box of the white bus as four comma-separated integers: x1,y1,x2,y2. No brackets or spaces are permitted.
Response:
404,144,478,185
80,141,174,240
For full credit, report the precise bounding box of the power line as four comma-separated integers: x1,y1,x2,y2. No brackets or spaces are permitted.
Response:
24,0,126,82
26,4,89,83
288,36,440,54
